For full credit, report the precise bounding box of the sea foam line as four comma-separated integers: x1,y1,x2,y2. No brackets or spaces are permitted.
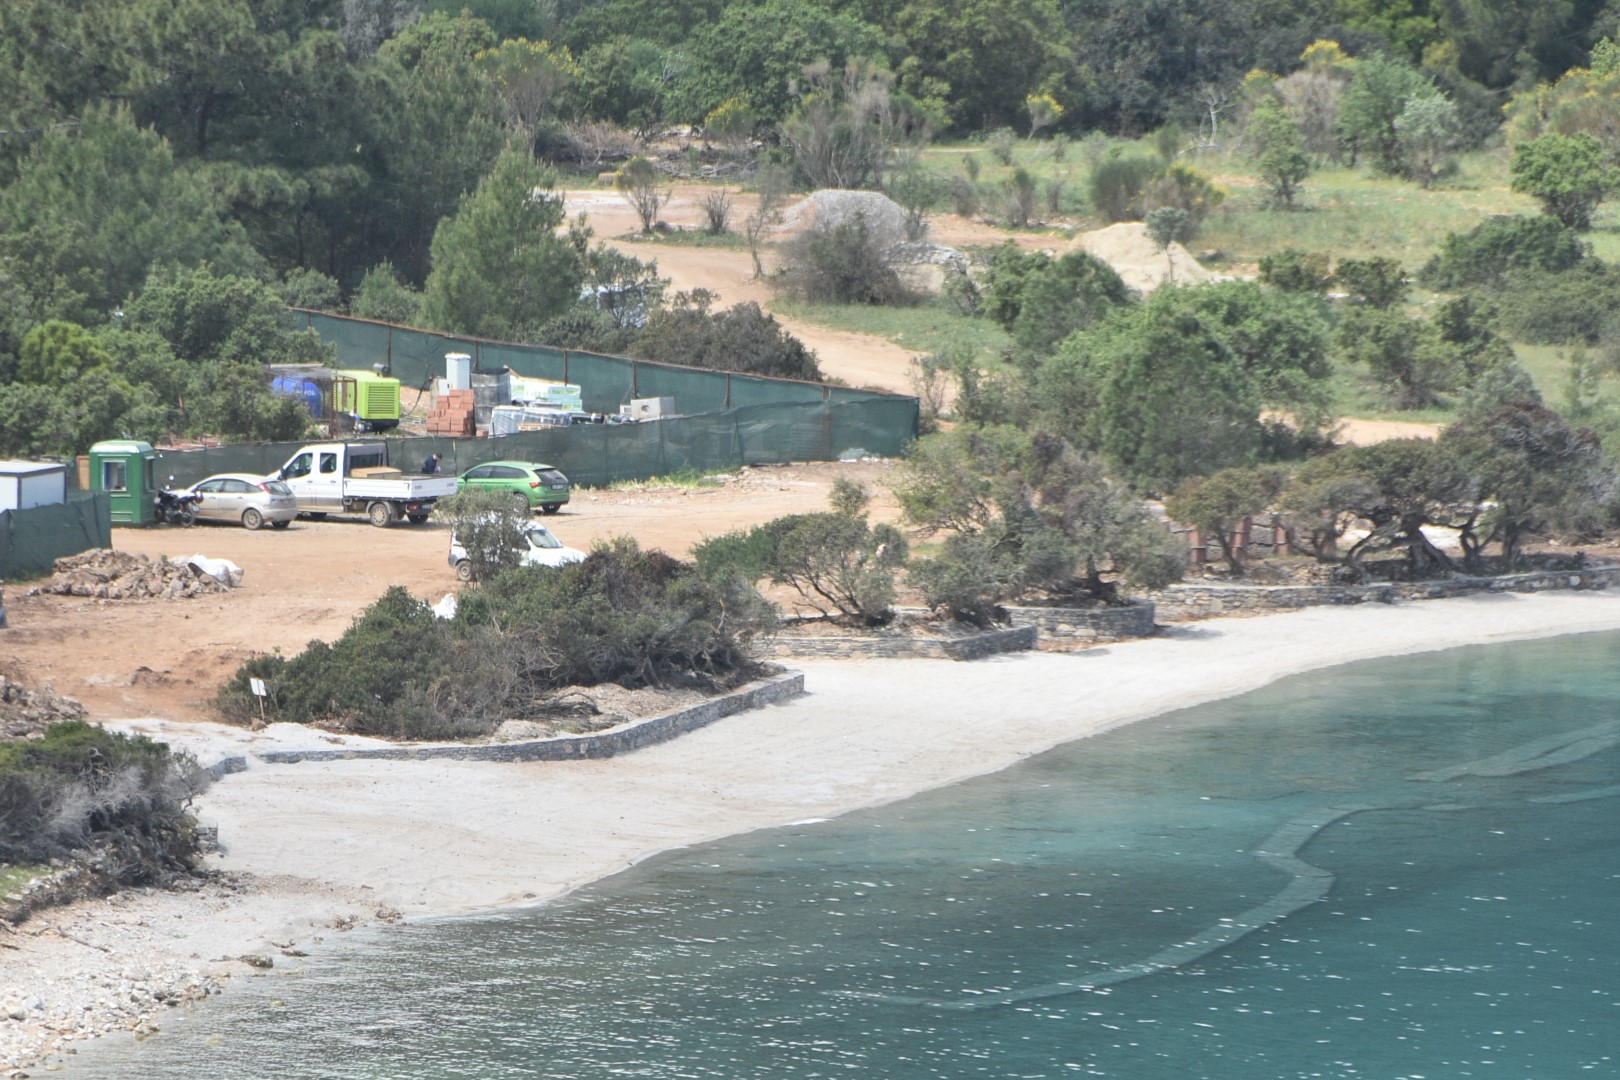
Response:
1410,720,1620,782
837,805,1374,1011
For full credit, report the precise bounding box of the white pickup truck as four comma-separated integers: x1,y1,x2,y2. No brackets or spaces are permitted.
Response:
270,442,458,526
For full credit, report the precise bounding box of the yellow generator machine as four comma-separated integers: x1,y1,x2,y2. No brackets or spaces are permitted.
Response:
333,370,401,433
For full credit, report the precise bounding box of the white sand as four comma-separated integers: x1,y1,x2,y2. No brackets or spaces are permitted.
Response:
8,590,1620,1069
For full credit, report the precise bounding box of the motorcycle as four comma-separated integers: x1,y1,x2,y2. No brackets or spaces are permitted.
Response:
154,481,200,526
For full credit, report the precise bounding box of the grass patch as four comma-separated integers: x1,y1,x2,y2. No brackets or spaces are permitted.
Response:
0,863,50,902
772,296,1014,368
599,468,731,491
614,229,750,250
918,141,1534,269
1196,157,1534,268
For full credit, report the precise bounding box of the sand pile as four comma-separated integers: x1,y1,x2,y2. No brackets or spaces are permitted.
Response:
1069,221,1217,293
35,551,232,601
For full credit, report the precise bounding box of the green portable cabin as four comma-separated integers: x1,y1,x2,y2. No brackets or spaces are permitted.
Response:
88,440,158,525
333,370,401,432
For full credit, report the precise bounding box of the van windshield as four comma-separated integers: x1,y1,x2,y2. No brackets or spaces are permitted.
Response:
526,528,562,549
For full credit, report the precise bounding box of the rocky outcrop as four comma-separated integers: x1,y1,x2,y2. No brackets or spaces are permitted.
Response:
0,677,86,739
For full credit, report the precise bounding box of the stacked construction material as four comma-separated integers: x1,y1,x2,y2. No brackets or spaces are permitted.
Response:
428,388,476,437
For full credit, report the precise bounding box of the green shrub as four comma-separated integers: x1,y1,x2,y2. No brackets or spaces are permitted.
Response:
0,722,206,885
1417,215,1588,291
1087,151,1162,223
435,487,531,582
781,212,914,306
634,289,821,380
218,542,775,737
1258,248,1333,294
695,484,908,625
1494,265,1620,345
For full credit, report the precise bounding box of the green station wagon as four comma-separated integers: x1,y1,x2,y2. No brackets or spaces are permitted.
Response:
457,460,571,513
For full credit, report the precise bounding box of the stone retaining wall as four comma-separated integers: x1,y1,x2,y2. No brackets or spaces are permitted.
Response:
1003,599,1157,642
763,625,1037,661
1149,565,1620,620
256,671,803,765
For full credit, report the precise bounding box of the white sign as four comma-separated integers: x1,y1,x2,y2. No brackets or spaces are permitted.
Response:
250,678,267,697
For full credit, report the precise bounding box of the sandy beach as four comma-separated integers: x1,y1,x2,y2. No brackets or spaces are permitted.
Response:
6,588,1620,1072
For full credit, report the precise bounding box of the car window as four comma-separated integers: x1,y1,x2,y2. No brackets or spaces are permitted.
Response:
319,453,338,474
463,466,491,480
527,528,562,549
537,469,568,485
226,479,256,493
285,453,312,478
490,465,525,479
264,480,292,496
195,479,223,494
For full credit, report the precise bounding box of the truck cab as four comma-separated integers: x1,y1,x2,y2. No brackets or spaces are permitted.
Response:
273,442,458,526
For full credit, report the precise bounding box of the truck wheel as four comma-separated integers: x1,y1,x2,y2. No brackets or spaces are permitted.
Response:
241,507,264,530
455,559,475,583
367,501,396,527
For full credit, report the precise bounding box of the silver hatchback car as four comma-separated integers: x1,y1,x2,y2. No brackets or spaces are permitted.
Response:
184,473,299,530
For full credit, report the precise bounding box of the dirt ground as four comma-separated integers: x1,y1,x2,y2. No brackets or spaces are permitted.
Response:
0,460,900,726
1,187,1438,734
565,184,1062,395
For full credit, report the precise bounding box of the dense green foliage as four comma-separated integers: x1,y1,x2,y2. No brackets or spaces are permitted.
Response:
7,0,1620,463
0,722,206,886
217,541,775,738
894,427,1186,618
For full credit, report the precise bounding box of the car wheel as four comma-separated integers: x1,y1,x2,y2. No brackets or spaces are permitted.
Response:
271,519,291,530
367,501,395,528
514,492,533,514
241,507,264,530
455,559,475,583
541,503,561,515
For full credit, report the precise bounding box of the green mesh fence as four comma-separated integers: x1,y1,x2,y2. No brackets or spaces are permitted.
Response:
152,399,917,492
261,310,917,492
0,493,111,580
293,309,912,413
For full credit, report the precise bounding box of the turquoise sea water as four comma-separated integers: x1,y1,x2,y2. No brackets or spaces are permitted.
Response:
69,634,1620,1079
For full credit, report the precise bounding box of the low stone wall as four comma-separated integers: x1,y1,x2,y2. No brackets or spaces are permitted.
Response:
763,625,1037,661
1003,599,1157,642
1149,565,1620,620
256,671,804,765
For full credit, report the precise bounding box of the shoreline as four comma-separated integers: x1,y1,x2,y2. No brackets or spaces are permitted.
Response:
7,589,1620,1072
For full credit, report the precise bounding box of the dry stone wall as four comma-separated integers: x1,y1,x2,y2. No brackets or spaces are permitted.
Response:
1149,565,1620,620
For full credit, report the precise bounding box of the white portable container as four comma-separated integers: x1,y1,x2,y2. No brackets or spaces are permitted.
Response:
446,352,473,390
0,460,69,511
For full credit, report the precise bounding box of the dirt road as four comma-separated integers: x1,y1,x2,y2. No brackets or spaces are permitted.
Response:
1,460,898,725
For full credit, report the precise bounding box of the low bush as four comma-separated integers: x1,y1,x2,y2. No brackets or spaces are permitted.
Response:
217,541,775,738
633,290,822,380
1417,215,1588,291
0,722,207,887
1493,265,1620,345
694,479,908,624
780,212,914,306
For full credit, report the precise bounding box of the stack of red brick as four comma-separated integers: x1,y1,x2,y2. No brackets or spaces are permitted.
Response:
427,389,476,437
